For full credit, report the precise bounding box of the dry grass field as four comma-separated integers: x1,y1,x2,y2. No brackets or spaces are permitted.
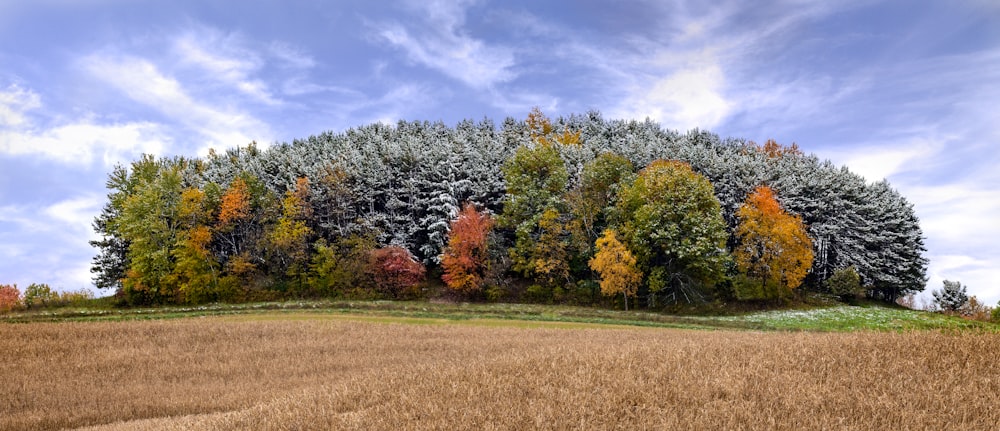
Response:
3,314,999,430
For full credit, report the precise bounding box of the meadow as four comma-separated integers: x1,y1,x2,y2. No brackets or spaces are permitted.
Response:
3,311,999,430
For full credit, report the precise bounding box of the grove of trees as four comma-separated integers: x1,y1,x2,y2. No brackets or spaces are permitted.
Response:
90,109,929,308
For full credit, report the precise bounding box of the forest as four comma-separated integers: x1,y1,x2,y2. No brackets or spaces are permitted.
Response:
89,109,928,308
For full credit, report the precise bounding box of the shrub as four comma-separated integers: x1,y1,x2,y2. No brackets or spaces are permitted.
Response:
23,283,59,309
825,267,863,302
368,246,426,299
59,289,95,307
0,284,21,312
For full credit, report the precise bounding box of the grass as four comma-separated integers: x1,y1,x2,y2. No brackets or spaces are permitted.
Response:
2,298,993,332
3,317,1000,430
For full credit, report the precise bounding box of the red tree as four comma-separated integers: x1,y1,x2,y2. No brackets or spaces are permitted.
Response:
368,246,426,298
0,284,21,312
441,203,494,294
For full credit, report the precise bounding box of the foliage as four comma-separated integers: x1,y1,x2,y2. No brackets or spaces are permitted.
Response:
441,203,494,294
22,283,59,309
90,111,929,308
959,296,992,321
566,153,635,265
933,280,969,313
589,229,642,310
307,235,376,297
368,246,426,299
617,160,729,304
734,186,814,298
0,284,21,312
824,267,863,302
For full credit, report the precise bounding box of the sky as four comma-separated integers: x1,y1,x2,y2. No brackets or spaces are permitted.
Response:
0,0,997,305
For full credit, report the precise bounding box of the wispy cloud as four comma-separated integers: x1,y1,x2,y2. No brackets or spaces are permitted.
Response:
172,28,280,105
0,84,40,127
82,53,270,154
0,83,168,166
0,195,104,291
370,0,516,89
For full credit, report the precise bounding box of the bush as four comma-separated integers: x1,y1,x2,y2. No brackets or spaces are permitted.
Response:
825,267,863,302
0,284,22,312
23,283,59,309
59,289,95,307
368,246,426,299
960,296,992,321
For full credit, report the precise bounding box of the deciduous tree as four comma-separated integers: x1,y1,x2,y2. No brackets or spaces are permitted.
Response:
589,229,642,310
441,203,494,294
0,284,21,312
734,186,814,297
617,160,729,304
368,246,426,298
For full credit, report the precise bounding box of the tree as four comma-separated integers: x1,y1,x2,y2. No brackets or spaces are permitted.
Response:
589,229,642,310
307,234,376,298
734,186,814,298
268,177,314,287
368,246,426,298
22,283,59,309
499,143,568,230
566,153,635,264
0,284,21,312
117,157,188,304
441,203,494,294
933,280,968,313
824,267,862,302
617,160,729,304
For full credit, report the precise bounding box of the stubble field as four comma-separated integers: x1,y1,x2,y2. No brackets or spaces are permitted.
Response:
3,314,999,430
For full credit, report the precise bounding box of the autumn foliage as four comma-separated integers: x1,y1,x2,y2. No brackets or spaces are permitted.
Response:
441,203,494,294
368,246,426,298
735,186,814,296
589,229,642,310
0,284,21,312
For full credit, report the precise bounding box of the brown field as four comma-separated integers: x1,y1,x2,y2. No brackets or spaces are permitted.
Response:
3,314,999,430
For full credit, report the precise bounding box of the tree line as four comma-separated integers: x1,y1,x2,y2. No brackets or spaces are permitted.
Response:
90,109,928,308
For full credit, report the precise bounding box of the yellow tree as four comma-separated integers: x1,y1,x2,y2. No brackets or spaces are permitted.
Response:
734,185,814,297
589,229,642,310
269,177,314,286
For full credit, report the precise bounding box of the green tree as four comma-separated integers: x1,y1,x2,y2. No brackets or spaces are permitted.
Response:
22,283,59,309
117,157,189,304
268,177,315,291
617,160,729,304
566,153,635,265
824,267,863,302
932,280,968,313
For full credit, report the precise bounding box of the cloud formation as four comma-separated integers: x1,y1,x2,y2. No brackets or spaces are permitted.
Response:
371,0,516,89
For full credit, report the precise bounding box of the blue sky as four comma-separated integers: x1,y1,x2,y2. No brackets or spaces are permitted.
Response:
0,0,997,305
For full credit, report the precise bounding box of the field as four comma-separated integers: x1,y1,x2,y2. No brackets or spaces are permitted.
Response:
3,310,1000,430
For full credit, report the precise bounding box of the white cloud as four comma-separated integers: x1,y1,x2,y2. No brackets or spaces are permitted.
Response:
613,64,732,130
372,1,516,89
0,83,168,166
44,195,104,236
172,29,280,105
0,84,40,127
82,54,269,153
1,121,167,166
0,197,106,292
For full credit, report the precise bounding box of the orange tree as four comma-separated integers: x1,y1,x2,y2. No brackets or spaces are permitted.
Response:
734,185,814,298
441,203,494,295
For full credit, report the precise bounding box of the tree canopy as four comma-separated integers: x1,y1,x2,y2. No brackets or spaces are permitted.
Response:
91,110,928,308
